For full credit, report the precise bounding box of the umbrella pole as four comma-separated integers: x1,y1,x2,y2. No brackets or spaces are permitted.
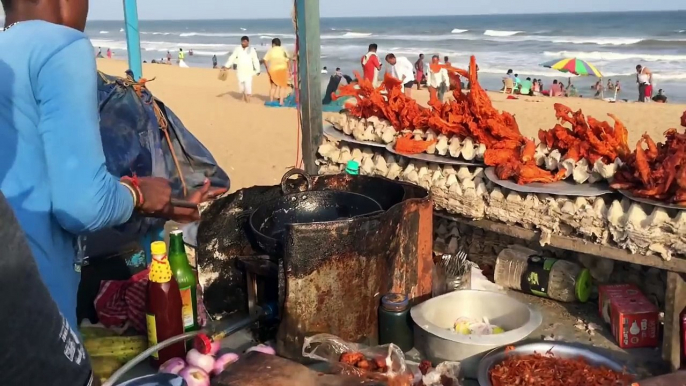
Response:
601,77,604,99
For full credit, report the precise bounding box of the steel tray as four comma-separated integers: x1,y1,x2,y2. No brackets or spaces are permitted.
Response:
477,341,633,386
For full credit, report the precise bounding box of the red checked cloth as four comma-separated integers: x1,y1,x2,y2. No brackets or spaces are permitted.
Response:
94,269,149,333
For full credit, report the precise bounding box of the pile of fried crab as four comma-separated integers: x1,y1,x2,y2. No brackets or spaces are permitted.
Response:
333,56,686,206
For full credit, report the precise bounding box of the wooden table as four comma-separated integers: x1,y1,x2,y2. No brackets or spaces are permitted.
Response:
436,211,686,372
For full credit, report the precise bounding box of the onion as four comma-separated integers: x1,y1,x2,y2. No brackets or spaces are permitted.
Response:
178,366,210,386
212,352,240,376
158,357,186,375
245,344,275,355
186,348,216,374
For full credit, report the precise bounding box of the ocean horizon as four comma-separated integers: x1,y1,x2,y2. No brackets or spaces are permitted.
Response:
86,11,686,102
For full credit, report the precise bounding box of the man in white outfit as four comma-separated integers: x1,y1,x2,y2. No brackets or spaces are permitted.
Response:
224,36,261,103
385,53,415,98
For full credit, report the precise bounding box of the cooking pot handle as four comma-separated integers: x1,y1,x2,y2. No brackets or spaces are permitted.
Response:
280,168,313,195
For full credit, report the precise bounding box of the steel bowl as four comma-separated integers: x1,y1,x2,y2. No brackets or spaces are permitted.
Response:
477,341,633,386
411,290,542,379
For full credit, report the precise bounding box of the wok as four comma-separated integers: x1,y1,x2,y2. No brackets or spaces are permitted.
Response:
249,169,382,255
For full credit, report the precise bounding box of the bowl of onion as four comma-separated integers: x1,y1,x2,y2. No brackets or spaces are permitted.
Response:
157,344,274,386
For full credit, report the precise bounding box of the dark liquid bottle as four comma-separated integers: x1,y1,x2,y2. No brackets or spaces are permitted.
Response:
146,241,186,367
378,293,414,352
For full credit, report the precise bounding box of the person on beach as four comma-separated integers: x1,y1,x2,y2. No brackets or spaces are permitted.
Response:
178,48,189,68
167,50,172,62
505,69,515,81
550,80,563,97
96,47,102,58
322,66,328,74
427,55,449,102
189,49,194,56
414,54,425,90
224,36,261,103
106,47,111,59
652,89,667,103
607,79,615,91
0,191,97,386
361,43,381,87
636,64,653,102
532,79,541,95
322,68,351,105
0,0,225,332
212,54,218,68
385,53,415,98
593,79,603,98
519,77,533,96
444,56,451,67
262,37,291,105
615,80,621,98
514,73,521,88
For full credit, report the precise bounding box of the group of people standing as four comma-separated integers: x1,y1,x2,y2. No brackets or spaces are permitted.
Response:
360,44,453,102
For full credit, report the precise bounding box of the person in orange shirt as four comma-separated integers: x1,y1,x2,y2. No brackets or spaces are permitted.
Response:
262,38,290,105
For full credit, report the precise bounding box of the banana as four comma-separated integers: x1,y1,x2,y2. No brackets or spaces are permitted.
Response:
85,335,147,362
90,357,124,381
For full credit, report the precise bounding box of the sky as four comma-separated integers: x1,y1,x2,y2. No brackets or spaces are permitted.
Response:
88,0,683,20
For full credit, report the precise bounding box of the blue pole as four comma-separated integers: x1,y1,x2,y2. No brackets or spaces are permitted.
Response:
122,0,143,80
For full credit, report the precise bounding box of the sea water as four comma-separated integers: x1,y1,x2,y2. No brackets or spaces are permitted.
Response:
86,11,686,102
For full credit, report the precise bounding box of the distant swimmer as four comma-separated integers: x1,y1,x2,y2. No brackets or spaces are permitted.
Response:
361,43,381,87
189,49,194,56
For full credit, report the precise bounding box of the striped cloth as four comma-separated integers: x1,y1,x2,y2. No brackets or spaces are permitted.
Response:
94,269,148,333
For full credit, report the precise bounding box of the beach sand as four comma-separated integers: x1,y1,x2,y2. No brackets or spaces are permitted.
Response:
97,59,686,191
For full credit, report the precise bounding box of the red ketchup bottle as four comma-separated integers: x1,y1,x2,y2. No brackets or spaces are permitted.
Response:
146,241,186,367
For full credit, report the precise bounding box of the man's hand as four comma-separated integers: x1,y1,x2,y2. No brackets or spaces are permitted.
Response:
135,178,226,222
168,179,227,223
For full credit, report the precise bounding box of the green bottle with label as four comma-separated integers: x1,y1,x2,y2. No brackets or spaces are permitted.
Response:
168,230,199,336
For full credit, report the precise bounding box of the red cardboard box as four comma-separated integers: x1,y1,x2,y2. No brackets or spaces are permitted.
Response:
599,284,659,349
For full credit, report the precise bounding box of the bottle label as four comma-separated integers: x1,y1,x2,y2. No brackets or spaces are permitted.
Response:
180,286,195,329
146,313,158,359
520,255,557,297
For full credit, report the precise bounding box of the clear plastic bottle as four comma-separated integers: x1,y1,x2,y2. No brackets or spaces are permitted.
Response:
494,247,592,303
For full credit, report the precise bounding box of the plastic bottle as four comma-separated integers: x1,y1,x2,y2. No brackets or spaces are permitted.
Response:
168,230,199,336
378,293,414,352
494,247,592,303
146,241,185,367
345,160,360,175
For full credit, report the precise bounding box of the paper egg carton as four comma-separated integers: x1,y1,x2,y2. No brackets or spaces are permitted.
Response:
429,165,488,219
606,198,686,261
318,138,488,218
326,112,397,144
319,138,686,260
400,129,486,162
535,143,621,183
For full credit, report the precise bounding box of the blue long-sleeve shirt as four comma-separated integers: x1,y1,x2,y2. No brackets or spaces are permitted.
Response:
0,21,134,328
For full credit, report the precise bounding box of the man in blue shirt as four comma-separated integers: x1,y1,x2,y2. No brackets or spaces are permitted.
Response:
0,0,222,329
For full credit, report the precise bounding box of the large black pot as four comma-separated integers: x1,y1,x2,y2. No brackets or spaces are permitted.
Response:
249,169,382,255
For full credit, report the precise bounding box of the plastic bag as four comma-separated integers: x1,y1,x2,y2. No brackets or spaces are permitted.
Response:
302,333,408,380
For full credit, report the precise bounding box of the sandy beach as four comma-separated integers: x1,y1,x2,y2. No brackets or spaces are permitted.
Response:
96,59,686,191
